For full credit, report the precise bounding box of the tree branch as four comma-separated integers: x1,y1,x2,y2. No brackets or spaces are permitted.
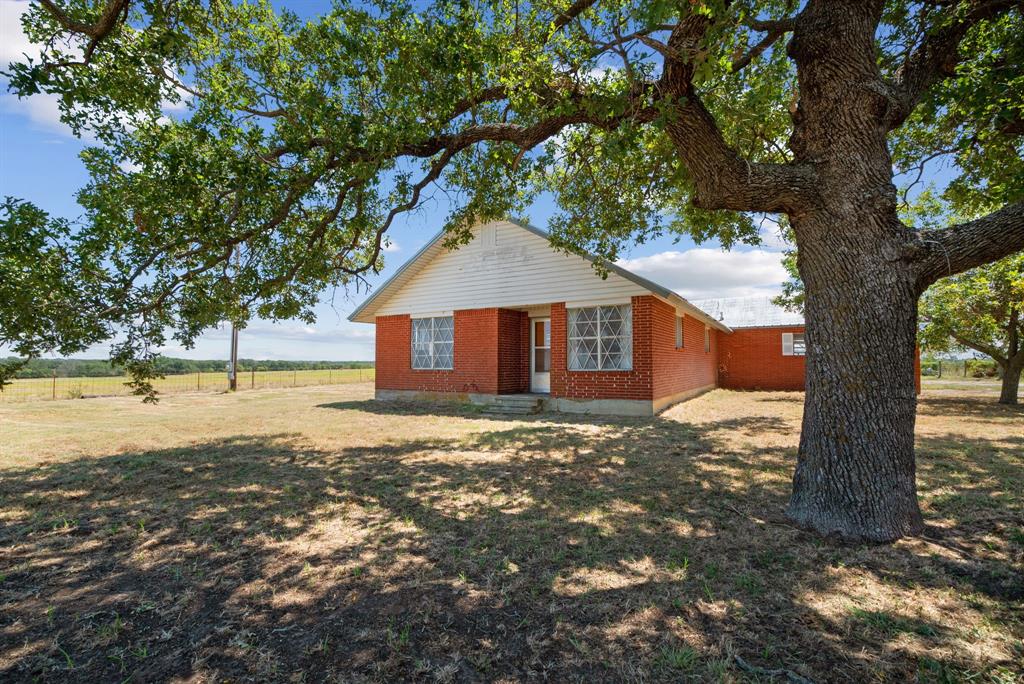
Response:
949,331,1007,365
151,66,287,118
887,0,1019,129
37,0,132,68
38,0,130,39
656,12,818,214
732,15,800,72
911,201,1024,289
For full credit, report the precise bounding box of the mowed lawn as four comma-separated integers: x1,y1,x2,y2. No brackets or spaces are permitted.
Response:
1,383,1021,682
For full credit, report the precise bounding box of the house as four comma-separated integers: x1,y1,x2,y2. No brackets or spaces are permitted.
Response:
349,219,917,415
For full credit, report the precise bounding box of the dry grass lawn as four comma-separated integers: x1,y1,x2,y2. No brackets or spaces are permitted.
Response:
1,383,1021,682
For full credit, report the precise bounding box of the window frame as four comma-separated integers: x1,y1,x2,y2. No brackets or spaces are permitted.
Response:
411,315,454,370
566,304,633,371
675,315,685,349
704,325,711,353
782,332,806,357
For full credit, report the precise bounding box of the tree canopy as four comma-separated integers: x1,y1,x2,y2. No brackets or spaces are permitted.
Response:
919,253,1024,403
3,0,1024,539
4,0,1020,393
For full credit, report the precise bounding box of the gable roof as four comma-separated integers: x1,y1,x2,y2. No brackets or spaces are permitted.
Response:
690,296,804,329
348,218,730,332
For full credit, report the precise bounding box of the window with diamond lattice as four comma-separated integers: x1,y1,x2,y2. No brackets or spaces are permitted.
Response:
411,316,454,369
567,305,632,371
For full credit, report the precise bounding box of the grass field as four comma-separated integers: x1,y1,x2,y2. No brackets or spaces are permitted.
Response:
921,375,1019,395
0,368,375,402
1,383,1021,682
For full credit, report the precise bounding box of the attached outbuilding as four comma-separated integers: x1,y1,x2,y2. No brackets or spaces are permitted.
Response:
349,219,918,415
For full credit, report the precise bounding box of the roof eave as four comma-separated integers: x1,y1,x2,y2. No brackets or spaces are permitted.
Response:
347,228,448,324
503,219,731,333
348,217,732,333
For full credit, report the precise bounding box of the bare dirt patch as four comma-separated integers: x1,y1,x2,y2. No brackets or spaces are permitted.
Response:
1,384,1021,682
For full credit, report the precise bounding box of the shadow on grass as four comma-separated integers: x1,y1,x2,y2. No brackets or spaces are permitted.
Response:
317,397,658,427
917,395,1024,420
1,406,1021,682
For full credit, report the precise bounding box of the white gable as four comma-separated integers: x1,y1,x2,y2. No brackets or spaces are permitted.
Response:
372,220,649,317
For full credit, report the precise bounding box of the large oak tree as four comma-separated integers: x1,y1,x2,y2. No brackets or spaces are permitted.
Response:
2,0,1023,541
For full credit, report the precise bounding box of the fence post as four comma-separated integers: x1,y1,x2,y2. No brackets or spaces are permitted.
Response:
251,366,255,389
197,372,201,391
52,369,56,400
329,368,332,385
359,368,362,382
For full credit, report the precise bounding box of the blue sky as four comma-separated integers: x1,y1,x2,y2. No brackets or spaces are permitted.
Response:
0,0,791,361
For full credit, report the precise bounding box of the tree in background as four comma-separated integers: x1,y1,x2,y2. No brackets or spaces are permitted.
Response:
919,255,1023,404
2,0,1023,541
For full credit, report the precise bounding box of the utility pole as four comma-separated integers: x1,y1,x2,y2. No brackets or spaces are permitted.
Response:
228,245,241,392
228,323,239,391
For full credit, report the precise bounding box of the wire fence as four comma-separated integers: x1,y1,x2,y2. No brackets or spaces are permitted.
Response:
920,359,999,378
0,367,375,403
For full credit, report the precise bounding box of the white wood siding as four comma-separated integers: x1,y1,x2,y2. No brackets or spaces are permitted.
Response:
375,221,647,315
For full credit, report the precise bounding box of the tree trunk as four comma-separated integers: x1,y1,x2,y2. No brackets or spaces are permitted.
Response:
781,1,929,542
786,218,925,542
998,362,1021,405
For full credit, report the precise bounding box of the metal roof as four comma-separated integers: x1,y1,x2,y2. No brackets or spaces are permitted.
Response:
690,296,804,329
348,218,731,332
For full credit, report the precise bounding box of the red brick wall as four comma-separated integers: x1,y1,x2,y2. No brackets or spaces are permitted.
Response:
717,326,807,391
497,309,530,393
549,296,654,401
376,306,923,400
651,298,719,401
375,308,500,394
718,327,923,393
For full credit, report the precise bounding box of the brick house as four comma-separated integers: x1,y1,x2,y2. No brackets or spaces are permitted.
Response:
350,219,917,415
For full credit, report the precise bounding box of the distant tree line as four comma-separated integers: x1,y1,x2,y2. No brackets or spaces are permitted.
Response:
5,357,373,379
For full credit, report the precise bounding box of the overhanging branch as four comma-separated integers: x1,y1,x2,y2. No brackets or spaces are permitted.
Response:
911,201,1024,289
887,0,1018,129
656,11,818,214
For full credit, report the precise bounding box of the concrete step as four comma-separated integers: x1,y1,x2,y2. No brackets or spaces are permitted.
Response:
482,396,543,414
482,405,539,415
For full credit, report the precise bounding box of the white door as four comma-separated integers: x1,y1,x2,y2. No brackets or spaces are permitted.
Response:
530,317,551,393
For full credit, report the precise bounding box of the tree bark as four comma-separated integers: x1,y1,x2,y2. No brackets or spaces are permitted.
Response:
782,0,925,542
786,213,926,542
998,361,1022,405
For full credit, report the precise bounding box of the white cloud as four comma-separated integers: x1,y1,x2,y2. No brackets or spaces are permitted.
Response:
0,0,37,67
189,320,375,360
0,0,83,138
0,91,73,135
756,216,792,250
202,319,375,345
382,239,400,252
0,1,185,139
617,248,788,300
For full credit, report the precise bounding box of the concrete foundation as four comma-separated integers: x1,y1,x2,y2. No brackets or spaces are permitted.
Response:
651,383,716,413
375,386,717,417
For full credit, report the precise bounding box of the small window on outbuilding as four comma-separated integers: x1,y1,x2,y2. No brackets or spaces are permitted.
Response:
782,332,806,356
675,315,684,348
704,326,711,353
